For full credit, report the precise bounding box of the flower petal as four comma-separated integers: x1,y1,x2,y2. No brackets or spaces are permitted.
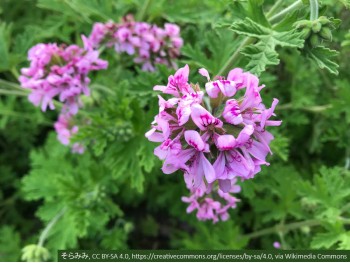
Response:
200,152,216,183
213,152,227,179
198,68,210,81
177,105,191,126
205,82,220,98
236,125,254,146
216,135,236,151
223,99,243,125
218,179,231,193
191,104,223,130
184,130,205,151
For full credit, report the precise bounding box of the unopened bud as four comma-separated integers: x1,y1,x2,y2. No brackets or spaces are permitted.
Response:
294,20,311,29
310,34,319,47
311,22,322,33
300,28,311,39
318,16,330,25
319,27,332,41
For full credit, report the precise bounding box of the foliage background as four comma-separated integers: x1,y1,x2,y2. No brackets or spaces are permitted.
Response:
0,0,350,261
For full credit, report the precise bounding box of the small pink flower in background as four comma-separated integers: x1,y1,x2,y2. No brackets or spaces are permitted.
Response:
146,64,281,222
19,35,107,153
87,15,183,71
19,36,107,114
54,113,85,154
20,15,182,153
273,241,281,249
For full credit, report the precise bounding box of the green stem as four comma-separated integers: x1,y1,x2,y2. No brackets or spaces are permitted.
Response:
0,89,28,96
339,217,350,224
277,103,332,112
244,219,320,239
38,208,67,247
11,67,20,79
137,0,152,21
309,0,319,21
0,78,25,91
216,37,253,76
341,203,350,213
266,0,284,18
269,0,303,24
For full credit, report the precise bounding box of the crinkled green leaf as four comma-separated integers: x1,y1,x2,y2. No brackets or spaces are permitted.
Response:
230,18,304,74
241,42,279,74
307,46,339,75
311,232,342,249
231,18,304,48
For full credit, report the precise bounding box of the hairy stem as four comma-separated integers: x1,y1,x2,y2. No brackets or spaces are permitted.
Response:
266,0,284,18
0,78,25,91
11,67,20,79
0,89,28,96
244,219,320,239
277,103,332,112
38,208,67,247
309,0,319,21
269,0,303,24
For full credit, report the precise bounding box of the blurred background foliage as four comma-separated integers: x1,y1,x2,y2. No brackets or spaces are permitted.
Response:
0,0,350,261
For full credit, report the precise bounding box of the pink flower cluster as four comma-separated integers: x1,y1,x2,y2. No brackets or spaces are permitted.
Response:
19,36,108,151
87,15,183,71
146,65,281,222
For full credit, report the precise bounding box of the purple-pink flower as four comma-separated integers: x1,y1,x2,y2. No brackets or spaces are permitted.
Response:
19,36,107,152
273,241,281,249
19,37,107,114
146,65,281,222
87,15,183,71
54,112,85,154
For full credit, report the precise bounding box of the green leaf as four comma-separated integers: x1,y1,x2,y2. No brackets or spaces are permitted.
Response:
247,0,270,28
230,18,304,74
231,18,304,48
182,29,240,74
241,42,279,74
306,47,339,75
273,11,300,32
180,222,248,249
311,232,342,249
339,232,350,249
269,135,290,161
0,226,21,261
298,167,350,218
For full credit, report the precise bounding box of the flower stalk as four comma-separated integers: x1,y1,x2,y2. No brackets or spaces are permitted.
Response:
38,207,67,247
309,0,319,21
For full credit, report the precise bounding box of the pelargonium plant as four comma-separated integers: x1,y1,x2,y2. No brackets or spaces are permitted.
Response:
87,14,183,71
146,65,281,222
19,36,108,152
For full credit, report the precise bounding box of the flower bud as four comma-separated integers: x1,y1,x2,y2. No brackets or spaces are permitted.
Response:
294,20,312,29
310,34,320,47
311,21,322,33
319,27,332,41
22,245,50,262
300,27,312,39
318,16,330,25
